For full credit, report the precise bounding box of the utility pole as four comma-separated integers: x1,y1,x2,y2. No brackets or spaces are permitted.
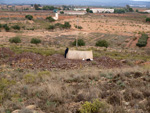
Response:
76,16,78,47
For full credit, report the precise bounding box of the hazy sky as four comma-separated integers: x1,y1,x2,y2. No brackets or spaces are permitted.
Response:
0,0,150,5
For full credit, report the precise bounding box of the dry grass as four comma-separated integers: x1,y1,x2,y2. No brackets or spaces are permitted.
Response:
0,65,150,112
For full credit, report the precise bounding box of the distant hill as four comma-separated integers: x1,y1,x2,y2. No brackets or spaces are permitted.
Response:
0,0,150,7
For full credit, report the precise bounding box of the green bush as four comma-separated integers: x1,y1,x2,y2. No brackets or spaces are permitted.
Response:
72,39,85,46
62,22,71,29
12,25,20,30
0,24,2,28
75,25,83,29
48,25,55,30
136,33,149,47
31,38,41,44
9,37,21,43
95,40,109,48
146,18,150,22
25,15,33,20
60,11,64,14
114,9,125,13
2,24,10,32
136,9,139,12
4,26,10,32
79,99,108,113
46,16,55,22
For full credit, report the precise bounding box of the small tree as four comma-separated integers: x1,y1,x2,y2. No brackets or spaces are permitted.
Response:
136,9,139,12
46,16,55,22
86,8,90,13
9,37,21,43
62,22,71,29
4,26,10,32
25,15,33,20
146,18,150,22
31,38,41,44
72,39,85,46
95,40,109,48
60,11,64,14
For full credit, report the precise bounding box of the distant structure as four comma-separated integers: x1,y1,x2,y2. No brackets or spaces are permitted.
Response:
74,8,86,11
91,8,114,13
62,11,87,15
144,10,150,13
65,49,93,60
53,12,59,20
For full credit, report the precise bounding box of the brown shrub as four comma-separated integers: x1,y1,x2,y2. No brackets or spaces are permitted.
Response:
107,92,122,105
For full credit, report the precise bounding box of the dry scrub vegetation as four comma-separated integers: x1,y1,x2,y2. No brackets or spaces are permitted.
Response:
0,11,150,113
0,65,150,113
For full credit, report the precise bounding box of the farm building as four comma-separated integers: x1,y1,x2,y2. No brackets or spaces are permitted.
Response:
144,10,150,13
65,48,93,60
74,8,86,11
63,11,87,15
91,8,114,13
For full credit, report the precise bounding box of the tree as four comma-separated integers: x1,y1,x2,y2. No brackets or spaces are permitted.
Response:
136,9,139,12
89,10,93,13
25,15,33,20
86,8,90,13
146,18,150,22
126,5,134,12
43,6,55,10
60,11,64,14
34,4,41,10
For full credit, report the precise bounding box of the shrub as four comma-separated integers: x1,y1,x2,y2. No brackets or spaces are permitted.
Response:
38,71,51,78
62,22,71,29
95,40,109,48
146,18,150,22
46,16,55,22
79,99,108,113
114,9,125,13
9,37,21,43
25,15,33,20
60,11,64,14
2,24,10,32
4,26,10,32
72,39,85,46
0,24,2,28
12,25,20,30
136,9,139,12
136,33,149,47
48,25,55,30
31,38,41,44
75,25,83,29
24,74,35,83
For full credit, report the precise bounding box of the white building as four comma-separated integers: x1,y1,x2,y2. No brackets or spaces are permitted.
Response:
63,11,87,15
144,10,150,13
91,8,114,13
53,13,59,20
74,8,86,11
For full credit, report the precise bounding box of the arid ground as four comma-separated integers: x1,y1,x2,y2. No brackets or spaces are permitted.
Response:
0,10,150,113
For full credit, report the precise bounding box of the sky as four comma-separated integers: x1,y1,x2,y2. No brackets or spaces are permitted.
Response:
0,0,150,6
